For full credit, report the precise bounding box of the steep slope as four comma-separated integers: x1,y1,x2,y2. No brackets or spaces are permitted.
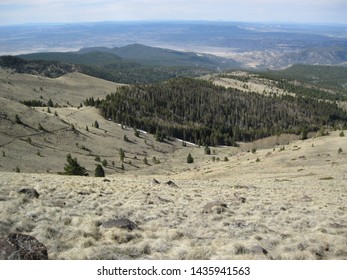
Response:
0,68,183,174
0,68,123,107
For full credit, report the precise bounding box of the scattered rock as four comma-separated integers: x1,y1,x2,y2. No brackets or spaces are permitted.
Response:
101,218,139,231
151,179,160,185
103,179,111,182
202,201,228,214
164,180,179,188
18,188,39,199
0,233,48,260
251,245,268,255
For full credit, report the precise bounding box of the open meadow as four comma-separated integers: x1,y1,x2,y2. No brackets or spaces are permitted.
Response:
1,130,346,260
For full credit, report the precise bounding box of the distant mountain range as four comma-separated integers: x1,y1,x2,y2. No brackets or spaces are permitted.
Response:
1,21,347,69
19,43,240,69
0,44,240,84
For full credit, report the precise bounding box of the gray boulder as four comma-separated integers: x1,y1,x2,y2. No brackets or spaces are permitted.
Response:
0,233,48,260
18,188,40,199
101,218,139,231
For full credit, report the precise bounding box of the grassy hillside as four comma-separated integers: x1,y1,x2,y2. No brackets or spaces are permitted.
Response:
0,60,346,261
267,64,347,91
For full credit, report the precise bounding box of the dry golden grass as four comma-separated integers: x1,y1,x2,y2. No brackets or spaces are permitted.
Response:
0,69,346,260
1,129,346,260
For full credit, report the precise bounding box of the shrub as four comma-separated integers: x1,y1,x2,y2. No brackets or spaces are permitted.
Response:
338,148,343,154
95,164,105,177
152,156,160,164
94,120,99,129
204,146,211,155
224,157,229,162
94,155,101,162
143,157,149,165
119,148,125,162
251,148,257,154
340,131,345,137
15,114,22,124
63,154,88,176
15,166,20,173
187,153,194,164
102,159,107,167
134,128,140,137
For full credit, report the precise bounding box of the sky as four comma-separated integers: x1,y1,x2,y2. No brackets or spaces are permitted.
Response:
0,0,347,26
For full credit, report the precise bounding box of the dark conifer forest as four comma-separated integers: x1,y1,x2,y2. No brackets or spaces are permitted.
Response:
86,78,347,146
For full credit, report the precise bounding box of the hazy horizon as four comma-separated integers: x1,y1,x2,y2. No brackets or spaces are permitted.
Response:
1,0,347,26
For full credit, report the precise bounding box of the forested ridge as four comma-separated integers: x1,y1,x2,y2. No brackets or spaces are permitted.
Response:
86,78,347,146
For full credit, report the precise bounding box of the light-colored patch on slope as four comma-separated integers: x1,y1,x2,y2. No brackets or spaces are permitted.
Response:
0,68,125,107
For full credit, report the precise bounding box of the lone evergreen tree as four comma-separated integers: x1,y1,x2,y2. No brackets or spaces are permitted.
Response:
48,98,54,107
187,153,194,164
64,154,88,176
94,164,105,177
94,120,99,129
15,114,22,124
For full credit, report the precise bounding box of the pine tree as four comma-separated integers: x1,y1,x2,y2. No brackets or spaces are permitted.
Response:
48,99,54,107
187,153,194,164
15,114,22,124
94,120,99,129
95,164,105,177
63,154,88,176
